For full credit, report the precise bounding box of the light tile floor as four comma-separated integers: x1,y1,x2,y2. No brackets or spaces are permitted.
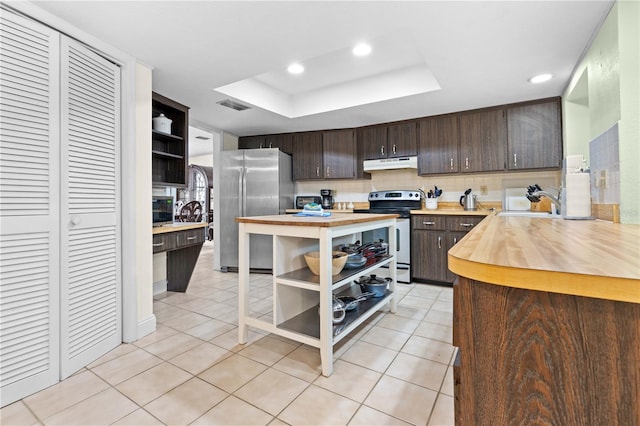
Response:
1,242,456,426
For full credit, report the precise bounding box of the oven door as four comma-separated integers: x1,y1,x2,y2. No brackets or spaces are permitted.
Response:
362,218,411,283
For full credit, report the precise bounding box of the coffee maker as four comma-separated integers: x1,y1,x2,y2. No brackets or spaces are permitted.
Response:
320,189,334,209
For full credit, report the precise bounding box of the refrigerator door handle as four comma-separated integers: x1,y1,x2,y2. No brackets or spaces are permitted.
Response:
242,167,247,216
238,167,244,216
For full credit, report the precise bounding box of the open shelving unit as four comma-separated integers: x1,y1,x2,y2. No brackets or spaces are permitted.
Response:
237,214,397,376
152,92,189,187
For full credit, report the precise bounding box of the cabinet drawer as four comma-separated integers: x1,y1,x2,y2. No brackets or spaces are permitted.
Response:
152,233,175,253
412,215,446,230
176,228,205,248
446,216,484,232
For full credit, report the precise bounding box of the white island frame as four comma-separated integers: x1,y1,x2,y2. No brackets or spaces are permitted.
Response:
237,213,397,376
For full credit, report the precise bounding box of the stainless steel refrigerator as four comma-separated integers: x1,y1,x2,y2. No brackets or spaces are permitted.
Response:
218,148,293,271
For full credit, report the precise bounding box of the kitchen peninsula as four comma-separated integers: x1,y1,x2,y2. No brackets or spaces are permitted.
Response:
448,214,640,425
236,213,398,376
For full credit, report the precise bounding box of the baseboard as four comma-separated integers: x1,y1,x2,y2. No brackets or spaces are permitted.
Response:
136,314,156,340
153,279,167,296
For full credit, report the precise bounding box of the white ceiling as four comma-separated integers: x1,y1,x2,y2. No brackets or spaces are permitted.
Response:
32,1,612,138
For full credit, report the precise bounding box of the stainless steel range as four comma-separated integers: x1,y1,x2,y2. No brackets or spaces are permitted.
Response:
354,190,422,283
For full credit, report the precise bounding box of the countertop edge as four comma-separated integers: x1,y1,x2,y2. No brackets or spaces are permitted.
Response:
152,222,208,234
447,214,640,304
236,213,398,227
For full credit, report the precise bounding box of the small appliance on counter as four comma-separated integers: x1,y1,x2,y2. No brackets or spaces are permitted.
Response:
296,195,322,209
320,189,334,209
459,188,477,211
562,155,592,219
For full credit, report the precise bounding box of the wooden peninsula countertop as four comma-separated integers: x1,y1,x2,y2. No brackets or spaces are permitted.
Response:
152,222,208,235
448,213,640,303
236,213,398,227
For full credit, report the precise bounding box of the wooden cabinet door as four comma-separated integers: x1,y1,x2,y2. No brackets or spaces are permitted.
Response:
507,99,562,170
292,132,323,180
360,126,388,160
238,135,265,149
387,122,417,157
266,133,293,155
322,129,356,179
446,231,467,282
418,116,459,175
411,230,448,282
459,109,506,173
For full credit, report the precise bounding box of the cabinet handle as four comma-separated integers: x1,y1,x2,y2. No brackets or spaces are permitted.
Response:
269,142,273,148
326,166,330,177
513,153,517,166
381,145,385,156
392,144,397,155
187,236,197,240
453,237,458,244
460,223,474,227
316,166,320,177
465,157,469,169
438,236,442,249
153,242,165,247
450,158,454,170
422,221,436,225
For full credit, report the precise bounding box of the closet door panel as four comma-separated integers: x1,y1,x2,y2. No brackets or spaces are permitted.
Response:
60,38,121,378
0,11,60,407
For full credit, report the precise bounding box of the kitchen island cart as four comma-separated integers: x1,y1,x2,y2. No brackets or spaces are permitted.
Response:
236,213,398,376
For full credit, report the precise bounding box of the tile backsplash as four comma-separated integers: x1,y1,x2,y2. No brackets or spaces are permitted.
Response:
589,122,620,205
295,169,561,207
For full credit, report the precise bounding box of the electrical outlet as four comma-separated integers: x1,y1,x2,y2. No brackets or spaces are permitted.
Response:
480,185,488,195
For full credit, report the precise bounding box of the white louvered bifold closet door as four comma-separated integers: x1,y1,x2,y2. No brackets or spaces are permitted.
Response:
0,11,61,406
59,37,121,378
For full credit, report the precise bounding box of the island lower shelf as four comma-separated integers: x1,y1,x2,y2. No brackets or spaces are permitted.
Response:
277,289,393,342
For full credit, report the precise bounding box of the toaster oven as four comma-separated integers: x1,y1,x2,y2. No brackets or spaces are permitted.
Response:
296,196,322,209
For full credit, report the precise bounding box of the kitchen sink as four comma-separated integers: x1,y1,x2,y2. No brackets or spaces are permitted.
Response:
497,211,562,219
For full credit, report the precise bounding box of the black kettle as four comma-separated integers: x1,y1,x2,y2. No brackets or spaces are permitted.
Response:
459,188,477,211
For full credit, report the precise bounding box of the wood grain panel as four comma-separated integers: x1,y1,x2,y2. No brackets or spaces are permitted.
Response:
454,278,640,425
387,122,417,157
417,115,459,174
459,109,506,172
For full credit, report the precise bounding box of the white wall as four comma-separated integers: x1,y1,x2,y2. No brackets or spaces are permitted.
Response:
134,63,155,336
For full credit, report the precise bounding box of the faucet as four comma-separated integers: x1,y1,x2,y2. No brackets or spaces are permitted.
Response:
527,184,562,215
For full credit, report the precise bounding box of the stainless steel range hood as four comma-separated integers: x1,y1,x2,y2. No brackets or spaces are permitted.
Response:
363,156,417,171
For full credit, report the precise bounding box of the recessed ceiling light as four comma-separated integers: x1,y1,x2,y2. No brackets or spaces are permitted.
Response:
287,63,304,74
528,73,552,83
352,43,372,56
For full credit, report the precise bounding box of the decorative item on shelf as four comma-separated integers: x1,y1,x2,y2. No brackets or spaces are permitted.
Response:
152,113,172,134
424,185,442,210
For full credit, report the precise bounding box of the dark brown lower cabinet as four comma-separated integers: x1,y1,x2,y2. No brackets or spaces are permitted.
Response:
153,226,206,292
453,277,640,425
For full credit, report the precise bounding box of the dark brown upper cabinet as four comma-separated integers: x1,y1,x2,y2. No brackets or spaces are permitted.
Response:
322,129,356,179
291,130,356,180
265,133,294,155
237,135,266,149
361,122,417,160
458,108,507,173
417,115,459,175
291,131,324,180
507,98,562,170
152,92,189,187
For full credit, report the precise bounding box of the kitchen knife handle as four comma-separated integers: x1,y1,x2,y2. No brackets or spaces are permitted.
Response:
438,236,442,249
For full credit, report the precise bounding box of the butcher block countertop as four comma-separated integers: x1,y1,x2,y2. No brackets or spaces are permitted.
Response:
448,213,640,303
152,222,208,235
236,213,398,227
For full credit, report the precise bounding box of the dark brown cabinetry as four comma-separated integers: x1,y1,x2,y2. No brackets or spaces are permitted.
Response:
291,131,324,180
411,215,484,283
458,109,506,173
238,133,294,155
507,99,562,170
291,130,357,180
361,122,417,160
238,135,265,150
417,115,459,175
453,278,640,425
153,226,206,292
152,92,189,186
